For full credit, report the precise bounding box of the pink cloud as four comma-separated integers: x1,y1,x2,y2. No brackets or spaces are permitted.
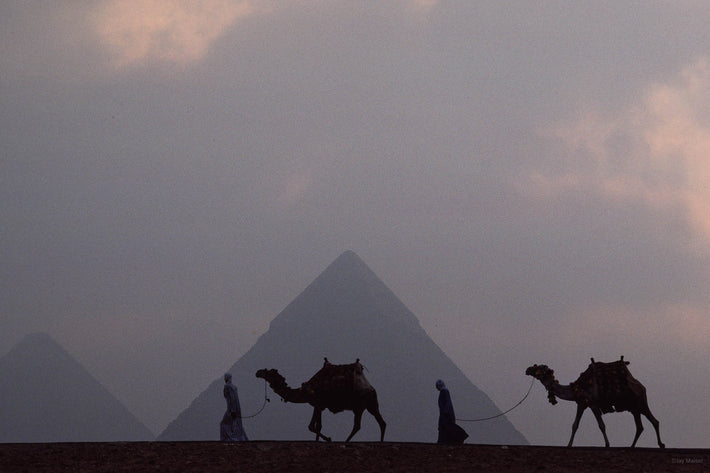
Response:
91,0,258,67
528,58,710,248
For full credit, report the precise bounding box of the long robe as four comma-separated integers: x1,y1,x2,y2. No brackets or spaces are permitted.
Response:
220,381,249,441
437,387,468,444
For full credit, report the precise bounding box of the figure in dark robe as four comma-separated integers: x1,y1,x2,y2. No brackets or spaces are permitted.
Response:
220,373,249,441
436,379,468,444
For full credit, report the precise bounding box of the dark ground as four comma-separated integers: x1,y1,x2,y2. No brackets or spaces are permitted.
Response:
0,442,706,473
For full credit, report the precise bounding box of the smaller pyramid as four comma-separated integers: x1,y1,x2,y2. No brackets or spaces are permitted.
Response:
0,332,154,442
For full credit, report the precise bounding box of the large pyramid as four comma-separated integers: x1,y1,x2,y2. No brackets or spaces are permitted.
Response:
159,251,527,444
0,332,154,442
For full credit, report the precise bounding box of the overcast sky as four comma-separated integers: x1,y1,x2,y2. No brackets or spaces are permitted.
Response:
2,0,709,447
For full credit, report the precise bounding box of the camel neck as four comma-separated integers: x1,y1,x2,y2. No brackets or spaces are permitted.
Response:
542,379,576,402
267,380,311,404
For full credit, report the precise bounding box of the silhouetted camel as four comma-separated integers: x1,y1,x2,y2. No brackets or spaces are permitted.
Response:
256,358,386,442
526,357,664,448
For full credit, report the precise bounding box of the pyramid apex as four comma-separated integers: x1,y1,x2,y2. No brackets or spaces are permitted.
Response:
318,250,371,281
265,249,423,335
9,332,64,357
335,249,361,262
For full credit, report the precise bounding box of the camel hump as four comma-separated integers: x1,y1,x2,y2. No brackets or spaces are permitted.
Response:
303,358,372,392
582,358,632,380
573,357,637,410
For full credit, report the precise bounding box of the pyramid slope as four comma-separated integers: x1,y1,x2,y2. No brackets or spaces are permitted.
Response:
0,333,154,442
159,251,527,444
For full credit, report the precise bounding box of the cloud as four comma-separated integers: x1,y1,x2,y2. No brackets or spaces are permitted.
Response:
642,59,710,233
91,0,258,67
276,171,314,211
90,0,439,68
527,57,710,250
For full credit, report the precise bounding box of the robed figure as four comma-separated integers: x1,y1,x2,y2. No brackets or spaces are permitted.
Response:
220,373,249,441
436,379,468,444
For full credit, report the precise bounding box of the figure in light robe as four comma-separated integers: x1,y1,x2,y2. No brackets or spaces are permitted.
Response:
220,373,249,441
436,379,468,444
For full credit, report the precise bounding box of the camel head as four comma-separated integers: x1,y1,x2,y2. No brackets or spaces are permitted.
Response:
255,368,282,382
525,364,559,405
255,368,293,401
525,364,554,380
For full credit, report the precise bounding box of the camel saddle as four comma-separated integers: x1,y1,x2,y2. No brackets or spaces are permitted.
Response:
572,356,636,413
301,358,366,412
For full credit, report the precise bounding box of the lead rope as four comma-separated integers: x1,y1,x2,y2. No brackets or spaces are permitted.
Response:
237,378,270,419
456,378,535,422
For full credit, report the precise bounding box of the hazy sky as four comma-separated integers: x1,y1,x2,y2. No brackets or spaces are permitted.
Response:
2,1,709,447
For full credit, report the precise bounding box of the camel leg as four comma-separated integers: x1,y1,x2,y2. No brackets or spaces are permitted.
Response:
641,406,664,448
345,409,363,442
367,405,387,442
630,410,644,447
591,407,610,447
568,404,586,447
308,408,331,442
